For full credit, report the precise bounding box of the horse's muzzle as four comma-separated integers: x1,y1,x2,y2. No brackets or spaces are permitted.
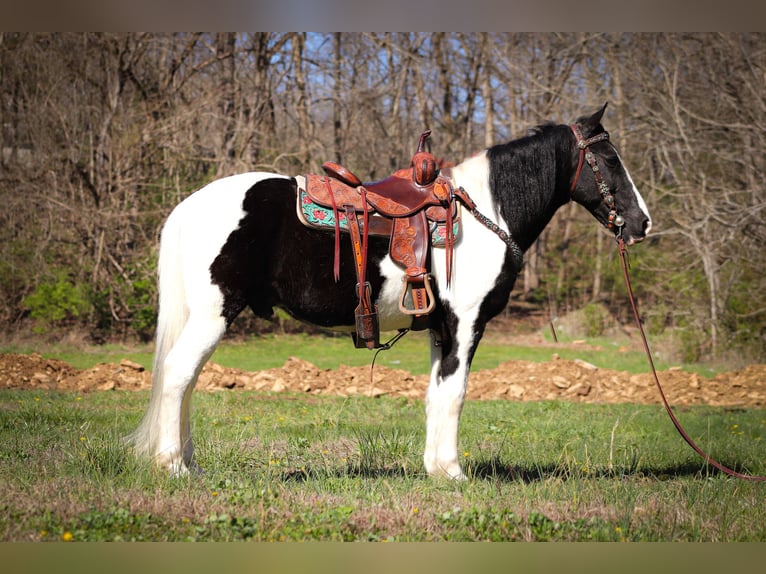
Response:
622,216,652,246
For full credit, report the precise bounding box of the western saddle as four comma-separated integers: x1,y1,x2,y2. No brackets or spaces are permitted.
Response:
299,131,461,349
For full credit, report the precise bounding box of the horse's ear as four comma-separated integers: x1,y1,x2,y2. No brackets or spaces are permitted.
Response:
577,102,608,135
593,102,608,123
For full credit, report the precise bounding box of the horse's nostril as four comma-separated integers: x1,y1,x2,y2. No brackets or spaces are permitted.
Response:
643,218,652,236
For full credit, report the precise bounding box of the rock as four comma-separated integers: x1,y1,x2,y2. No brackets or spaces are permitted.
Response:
552,376,570,389
689,374,701,389
271,381,286,392
119,359,145,371
566,382,591,397
574,359,598,371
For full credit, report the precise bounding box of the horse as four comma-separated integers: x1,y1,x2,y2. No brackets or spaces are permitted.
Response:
126,104,652,479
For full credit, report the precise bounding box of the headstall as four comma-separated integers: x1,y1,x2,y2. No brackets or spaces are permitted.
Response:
569,125,624,232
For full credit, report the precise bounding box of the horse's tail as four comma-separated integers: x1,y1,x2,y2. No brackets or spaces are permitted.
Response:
124,208,188,458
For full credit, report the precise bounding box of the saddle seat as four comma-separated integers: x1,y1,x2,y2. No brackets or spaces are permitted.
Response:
322,164,452,216
299,131,458,349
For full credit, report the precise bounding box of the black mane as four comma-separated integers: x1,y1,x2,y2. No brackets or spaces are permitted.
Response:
485,123,574,251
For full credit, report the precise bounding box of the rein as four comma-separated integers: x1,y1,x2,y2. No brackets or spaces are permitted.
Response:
451,185,525,271
571,123,764,480
618,237,766,481
439,167,525,271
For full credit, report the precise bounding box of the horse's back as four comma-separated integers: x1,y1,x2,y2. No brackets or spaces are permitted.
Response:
170,172,288,230
166,172,287,256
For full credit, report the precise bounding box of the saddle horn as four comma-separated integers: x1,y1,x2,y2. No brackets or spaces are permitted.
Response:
417,130,432,153
412,130,438,186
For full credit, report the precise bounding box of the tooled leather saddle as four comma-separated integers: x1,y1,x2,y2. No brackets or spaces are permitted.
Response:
297,131,460,349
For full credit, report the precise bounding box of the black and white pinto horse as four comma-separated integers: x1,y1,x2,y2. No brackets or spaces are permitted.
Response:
127,105,651,479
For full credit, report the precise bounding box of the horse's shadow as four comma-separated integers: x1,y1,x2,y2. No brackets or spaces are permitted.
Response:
467,458,719,483
279,465,409,483
277,458,719,484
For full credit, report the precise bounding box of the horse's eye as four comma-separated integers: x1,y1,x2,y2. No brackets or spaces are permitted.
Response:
604,155,619,168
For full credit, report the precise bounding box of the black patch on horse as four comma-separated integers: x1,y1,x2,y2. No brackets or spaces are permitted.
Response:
210,177,389,328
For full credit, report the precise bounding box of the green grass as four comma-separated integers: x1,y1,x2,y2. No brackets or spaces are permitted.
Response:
1,388,764,541
0,329,723,376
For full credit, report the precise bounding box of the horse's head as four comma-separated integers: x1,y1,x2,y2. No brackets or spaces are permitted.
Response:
569,104,652,246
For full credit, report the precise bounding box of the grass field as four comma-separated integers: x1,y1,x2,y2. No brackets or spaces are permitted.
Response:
2,331,764,542
2,384,765,541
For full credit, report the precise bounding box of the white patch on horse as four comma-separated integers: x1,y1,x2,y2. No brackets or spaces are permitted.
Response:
434,151,508,312
374,256,414,332
127,172,288,473
616,150,652,235
422,151,508,479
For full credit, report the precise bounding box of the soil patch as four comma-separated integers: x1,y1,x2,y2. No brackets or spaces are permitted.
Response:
2,352,764,407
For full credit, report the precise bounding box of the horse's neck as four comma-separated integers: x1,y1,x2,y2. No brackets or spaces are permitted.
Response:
510,185,570,252
456,134,570,253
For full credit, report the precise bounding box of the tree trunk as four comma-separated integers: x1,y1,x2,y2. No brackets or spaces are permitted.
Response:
480,39,495,148
554,202,578,314
291,32,313,169
333,32,343,165
216,32,237,175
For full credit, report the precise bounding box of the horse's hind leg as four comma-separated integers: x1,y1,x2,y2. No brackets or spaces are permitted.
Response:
154,311,226,474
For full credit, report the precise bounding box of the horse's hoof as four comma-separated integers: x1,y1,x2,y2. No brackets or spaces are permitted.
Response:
445,469,468,481
168,461,189,477
167,460,204,478
425,460,467,481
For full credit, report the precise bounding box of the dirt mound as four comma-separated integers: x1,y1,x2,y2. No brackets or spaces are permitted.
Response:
467,359,766,407
0,353,79,390
0,354,151,393
2,352,765,407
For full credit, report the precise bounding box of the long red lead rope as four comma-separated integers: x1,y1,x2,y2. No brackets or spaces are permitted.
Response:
617,237,765,481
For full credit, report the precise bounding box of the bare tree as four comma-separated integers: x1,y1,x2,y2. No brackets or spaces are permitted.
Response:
1,33,763,359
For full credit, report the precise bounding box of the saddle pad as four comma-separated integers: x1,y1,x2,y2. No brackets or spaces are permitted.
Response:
296,186,460,248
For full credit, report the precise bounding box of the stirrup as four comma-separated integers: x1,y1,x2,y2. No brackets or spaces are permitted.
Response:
399,274,436,316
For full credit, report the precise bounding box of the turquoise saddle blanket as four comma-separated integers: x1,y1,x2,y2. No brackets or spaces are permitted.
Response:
297,186,460,248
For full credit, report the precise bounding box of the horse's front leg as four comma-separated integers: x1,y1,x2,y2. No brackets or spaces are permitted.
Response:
423,320,477,480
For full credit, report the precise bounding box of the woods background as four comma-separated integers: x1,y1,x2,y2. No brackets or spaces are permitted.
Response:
1,32,764,363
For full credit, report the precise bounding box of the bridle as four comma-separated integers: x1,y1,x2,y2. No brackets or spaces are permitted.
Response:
569,124,624,233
